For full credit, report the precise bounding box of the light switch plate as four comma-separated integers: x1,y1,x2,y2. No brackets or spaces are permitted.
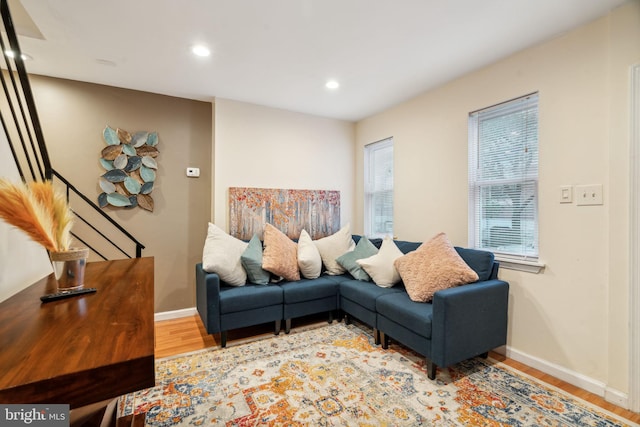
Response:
186,167,200,177
560,185,573,203
576,184,603,206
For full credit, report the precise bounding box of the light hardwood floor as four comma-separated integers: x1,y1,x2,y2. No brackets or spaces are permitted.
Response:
155,314,640,424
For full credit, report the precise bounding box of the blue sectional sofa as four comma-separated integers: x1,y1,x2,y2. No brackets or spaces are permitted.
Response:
196,235,509,379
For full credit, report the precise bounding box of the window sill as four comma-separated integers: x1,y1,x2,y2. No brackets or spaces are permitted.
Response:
495,256,545,274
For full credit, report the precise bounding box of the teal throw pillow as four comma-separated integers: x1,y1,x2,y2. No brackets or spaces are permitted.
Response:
336,237,379,281
241,234,270,285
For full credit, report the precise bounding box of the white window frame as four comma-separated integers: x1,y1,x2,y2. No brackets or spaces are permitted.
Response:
469,93,543,272
364,137,393,238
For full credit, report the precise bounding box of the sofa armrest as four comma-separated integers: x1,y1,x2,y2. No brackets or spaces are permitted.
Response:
430,279,509,367
195,263,222,334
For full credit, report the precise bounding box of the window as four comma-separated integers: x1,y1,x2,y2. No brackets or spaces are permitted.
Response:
468,93,539,261
364,137,393,238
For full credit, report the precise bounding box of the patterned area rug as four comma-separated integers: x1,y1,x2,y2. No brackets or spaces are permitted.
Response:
118,323,636,426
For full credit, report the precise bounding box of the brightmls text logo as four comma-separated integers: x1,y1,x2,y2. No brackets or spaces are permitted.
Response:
1,405,69,426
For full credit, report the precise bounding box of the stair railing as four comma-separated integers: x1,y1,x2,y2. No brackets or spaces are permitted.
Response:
0,0,144,259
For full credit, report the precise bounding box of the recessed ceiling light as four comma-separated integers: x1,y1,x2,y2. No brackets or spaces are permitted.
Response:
325,80,340,89
4,50,31,60
192,45,211,57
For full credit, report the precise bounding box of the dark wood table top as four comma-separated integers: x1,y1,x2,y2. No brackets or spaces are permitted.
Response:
0,257,155,408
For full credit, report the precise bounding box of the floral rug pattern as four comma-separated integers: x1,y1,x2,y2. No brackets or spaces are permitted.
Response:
118,323,636,426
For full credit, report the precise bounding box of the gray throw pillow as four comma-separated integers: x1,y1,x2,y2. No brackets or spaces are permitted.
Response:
336,237,379,281
241,234,270,285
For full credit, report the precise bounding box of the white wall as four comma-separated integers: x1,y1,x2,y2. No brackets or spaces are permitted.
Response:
214,98,355,231
0,128,52,303
355,1,639,400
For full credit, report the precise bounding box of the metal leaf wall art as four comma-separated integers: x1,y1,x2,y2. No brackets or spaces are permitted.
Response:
98,126,158,212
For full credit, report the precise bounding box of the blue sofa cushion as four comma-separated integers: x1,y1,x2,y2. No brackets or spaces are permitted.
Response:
353,236,423,254
454,247,495,282
394,240,422,254
340,279,404,311
376,292,434,339
219,284,283,314
280,276,339,304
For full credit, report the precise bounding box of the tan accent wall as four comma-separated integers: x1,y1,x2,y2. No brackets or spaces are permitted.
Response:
29,75,213,313
355,2,639,394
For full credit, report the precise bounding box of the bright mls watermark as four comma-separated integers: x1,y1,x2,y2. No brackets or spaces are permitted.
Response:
1,405,69,426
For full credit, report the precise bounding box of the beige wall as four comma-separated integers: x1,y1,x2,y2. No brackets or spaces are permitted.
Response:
29,76,213,313
213,98,355,231
355,1,639,395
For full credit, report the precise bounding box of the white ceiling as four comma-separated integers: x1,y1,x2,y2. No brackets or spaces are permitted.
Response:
13,0,629,121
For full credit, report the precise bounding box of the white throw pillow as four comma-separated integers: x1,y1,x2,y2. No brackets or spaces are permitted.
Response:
298,229,322,279
202,223,248,286
356,236,403,287
314,224,356,275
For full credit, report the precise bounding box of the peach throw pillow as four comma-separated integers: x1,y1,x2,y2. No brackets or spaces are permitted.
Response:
262,223,300,281
394,232,479,302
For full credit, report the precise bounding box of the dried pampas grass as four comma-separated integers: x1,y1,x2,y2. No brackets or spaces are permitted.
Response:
0,178,73,252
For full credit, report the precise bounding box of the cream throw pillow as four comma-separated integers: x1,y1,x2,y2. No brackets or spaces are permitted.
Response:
262,223,300,281
394,232,479,302
313,224,356,275
202,222,248,286
356,236,403,287
298,229,322,279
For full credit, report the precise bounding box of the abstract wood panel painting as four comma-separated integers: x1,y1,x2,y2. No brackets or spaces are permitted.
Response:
229,187,340,240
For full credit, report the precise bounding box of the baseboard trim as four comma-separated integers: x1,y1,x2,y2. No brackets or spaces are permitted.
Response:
504,346,629,409
154,307,197,322
605,387,630,409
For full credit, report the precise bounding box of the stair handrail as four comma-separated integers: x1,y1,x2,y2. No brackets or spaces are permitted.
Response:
51,170,145,258
1,0,50,181
1,0,145,259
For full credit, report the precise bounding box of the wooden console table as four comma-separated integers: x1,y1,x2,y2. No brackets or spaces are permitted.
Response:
0,257,155,408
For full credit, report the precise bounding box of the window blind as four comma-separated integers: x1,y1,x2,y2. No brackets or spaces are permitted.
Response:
469,93,539,259
364,138,393,238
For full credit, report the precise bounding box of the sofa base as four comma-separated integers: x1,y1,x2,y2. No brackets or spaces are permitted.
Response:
381,331,437,379
283,296,338,334
285,311,333,334
344,313,380,345
220,319,282,348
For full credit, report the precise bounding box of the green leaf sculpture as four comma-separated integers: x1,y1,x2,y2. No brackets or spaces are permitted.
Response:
131,131,148,148
99,125,159,211
147,132,158,146
140,166,156,183
98,192,108,208
103,126,120,146
99,177,116,194
100,158,114,171
124,177,141,194
122,144,136,156
113,154,128,170
140,182,154,195
106,193,131,207
102,169,128,183
127,195,138,208
124,156,142,172
141,156,157,169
